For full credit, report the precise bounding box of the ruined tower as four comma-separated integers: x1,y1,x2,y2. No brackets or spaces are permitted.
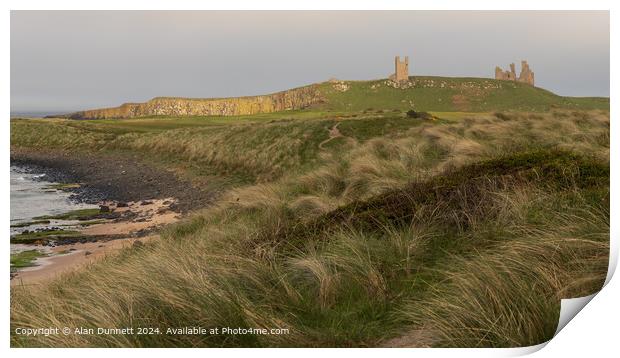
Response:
393,56,409,82
495,63,516,81
494,60,534,86
518,60,535,86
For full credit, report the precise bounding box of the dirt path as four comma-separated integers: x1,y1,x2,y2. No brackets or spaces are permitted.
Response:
318,122,345,149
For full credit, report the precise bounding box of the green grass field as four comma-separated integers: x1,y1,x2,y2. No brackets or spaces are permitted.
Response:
318,77,609,112
10,79,610,348
48,76,609,120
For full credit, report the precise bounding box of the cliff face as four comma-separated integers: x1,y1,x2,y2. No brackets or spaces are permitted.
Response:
66,85,325,119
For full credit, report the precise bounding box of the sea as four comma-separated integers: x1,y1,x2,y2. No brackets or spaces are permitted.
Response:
10,111,67,118
10,165,97,253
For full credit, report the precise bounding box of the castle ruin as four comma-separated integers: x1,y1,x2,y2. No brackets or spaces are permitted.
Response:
390,56,409,82
495,60,535,86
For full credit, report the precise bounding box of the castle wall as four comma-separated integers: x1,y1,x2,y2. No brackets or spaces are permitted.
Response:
494,60,534,86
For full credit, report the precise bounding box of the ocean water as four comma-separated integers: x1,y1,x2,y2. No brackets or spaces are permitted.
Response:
10,165,97,237
10,111,67,118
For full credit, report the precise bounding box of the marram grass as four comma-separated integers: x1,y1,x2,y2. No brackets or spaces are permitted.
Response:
10,110,609,347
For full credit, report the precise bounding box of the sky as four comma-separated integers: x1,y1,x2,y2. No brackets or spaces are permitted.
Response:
11,10,610,114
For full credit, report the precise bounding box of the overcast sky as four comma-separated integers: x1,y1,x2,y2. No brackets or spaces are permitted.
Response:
11,10,609,113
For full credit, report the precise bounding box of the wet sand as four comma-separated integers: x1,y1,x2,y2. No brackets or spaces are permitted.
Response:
10,148,218,286
11,236,155,286
11,199,180,286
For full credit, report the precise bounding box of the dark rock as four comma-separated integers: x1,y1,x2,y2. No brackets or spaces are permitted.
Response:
134,230,145,237
406,110,434,120
97,211,121,220
99,205,110,212
140,200,153,206
122,211,138,219
132,240,144,248
84,251,92,256
11,150,218,213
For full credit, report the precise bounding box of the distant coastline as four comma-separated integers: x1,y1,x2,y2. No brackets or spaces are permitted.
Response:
10,111,70,118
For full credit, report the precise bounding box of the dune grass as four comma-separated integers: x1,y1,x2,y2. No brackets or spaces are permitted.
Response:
10,109,609,347
10,150,608,347
12,109,609,184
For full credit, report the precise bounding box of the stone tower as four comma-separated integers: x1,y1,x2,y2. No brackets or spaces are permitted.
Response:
394,56,409,82
518,60,535,86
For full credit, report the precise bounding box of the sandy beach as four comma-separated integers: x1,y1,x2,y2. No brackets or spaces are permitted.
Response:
10,148,218,286
9,148,199,288
11,198,181,286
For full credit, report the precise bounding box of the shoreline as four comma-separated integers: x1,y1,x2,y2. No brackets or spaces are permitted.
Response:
10,148,213,285
11,148,217,212
11,199,177,286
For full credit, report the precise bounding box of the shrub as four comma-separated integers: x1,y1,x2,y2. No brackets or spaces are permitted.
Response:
406,110,433,120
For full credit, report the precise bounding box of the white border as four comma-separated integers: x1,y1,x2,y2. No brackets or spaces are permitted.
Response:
3,1,616,357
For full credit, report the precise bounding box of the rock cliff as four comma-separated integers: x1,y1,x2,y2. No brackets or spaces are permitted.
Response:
63,85,325,119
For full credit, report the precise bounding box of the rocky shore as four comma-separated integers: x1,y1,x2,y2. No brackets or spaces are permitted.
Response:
11,198,180,284
10,148,215,284
11,148,216,212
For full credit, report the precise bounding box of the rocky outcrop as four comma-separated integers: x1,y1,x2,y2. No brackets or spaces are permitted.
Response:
329,79,350,92
62,85,325,119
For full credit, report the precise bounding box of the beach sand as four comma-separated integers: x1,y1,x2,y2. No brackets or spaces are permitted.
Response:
11,199,180,286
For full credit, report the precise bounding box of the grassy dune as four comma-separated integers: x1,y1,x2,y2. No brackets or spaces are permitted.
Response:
12,111,420,182
10,109,609,347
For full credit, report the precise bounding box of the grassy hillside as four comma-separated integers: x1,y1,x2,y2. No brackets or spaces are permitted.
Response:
11,110,435,183
318,77,609,112
10,109,609,347
51,76,610,120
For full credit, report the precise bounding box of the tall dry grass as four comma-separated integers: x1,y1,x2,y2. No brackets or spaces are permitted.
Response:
400,204,609,347
222,110,609,216
11,110,609,347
